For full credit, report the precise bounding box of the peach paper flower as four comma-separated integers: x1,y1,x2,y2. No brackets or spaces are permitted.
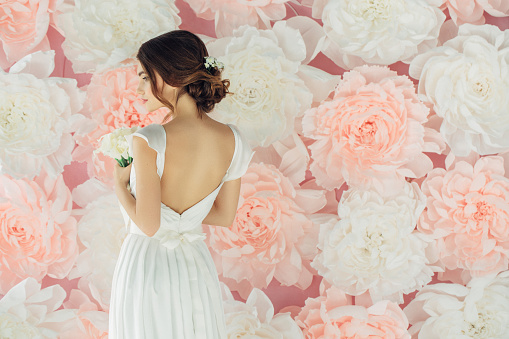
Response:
73,65,167,186
0,0,60,69
60,289,109,339
302,65,443,193
418,155,509,283
429,0,509,25
207,162,326,298
295,286,410,339
0,277,76,338
0,170,78,295
184,0,290,37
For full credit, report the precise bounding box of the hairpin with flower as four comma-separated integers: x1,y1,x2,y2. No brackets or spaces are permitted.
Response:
204,56,224,73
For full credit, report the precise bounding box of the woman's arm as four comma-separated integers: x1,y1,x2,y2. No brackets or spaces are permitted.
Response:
114,135,161,237
203,178,241,227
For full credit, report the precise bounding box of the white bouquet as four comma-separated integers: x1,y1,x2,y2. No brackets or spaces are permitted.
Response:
94,126,140,167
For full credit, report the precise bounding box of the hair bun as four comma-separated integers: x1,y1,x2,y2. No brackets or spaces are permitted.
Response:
186,76,229,114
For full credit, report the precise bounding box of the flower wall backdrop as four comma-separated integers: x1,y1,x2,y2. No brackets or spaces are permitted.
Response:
0,0,508,337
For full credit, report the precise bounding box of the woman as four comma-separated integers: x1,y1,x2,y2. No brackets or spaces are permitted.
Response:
109,30,253,338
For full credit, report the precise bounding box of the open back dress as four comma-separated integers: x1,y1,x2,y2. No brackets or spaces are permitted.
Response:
109,123,253,338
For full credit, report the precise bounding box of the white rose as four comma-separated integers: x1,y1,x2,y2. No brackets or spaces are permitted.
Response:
410,24,509,156
207,23,337,147
0,51,85,179
320,0,445,68
95,126,139,161
221,284,304,339
69,179,128,308
404,270,509,338
55,0,181,73
312,182,439,303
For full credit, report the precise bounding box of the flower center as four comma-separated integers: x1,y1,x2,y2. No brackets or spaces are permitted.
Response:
351,0,400,22
111,9,146,42
0,313,41,338
470,75,493,98
462,312,495,338
0,94,29,133
358,120,377,144
363,229,384,255
473,201,494,222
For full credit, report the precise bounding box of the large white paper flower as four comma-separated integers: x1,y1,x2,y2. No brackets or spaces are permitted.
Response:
55,0,181,73
69,179,128,309
410,24,509,156
0,51,85,179
221,284,304,339
317,0,445,68
312,182,440,303
0,277,76,338
207,21,338,148
404,270,509,338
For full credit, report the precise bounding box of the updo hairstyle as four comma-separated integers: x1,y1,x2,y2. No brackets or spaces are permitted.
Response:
137,30,230,122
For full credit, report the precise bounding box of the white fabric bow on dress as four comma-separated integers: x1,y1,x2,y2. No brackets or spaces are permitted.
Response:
159,229,207,250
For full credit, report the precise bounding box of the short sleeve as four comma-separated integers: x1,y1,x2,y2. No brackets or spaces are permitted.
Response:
223,124,254,182
125,124,166,177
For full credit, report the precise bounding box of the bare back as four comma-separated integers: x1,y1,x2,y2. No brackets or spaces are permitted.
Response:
160,116,235,215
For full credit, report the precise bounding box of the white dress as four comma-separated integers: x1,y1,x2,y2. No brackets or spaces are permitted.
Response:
109,123,253,339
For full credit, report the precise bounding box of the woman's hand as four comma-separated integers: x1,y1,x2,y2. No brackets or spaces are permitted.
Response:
114,161,133,188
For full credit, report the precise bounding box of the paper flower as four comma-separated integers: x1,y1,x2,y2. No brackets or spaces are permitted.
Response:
183,0,290,37
221,284,303,338
72,65,167,186
0,0,60,69
54,0,181,73
312,182,439,303
0,170,78,295
418,156,509,283
207,162,325,298
314,0,445,68
430,0,509,25
404,270,509,338
207,22,338,148
0,51,85,179
0,277,76,338
295,286,410,338
60,289,109,339
410,24,509,156
302,65,442,193
69,179,128,309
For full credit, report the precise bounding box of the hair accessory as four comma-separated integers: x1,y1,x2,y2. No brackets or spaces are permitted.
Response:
204,56,224,73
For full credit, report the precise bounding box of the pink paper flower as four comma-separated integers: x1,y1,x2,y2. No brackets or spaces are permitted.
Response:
0,277,76,337
184,0,289,37
418,156,509,283
207,162,325,298
0,0,60,69
60,289,109,339
431,0,509,25
302,65,443,193
73,65,167,186
295,286,410,339
0,170,78,295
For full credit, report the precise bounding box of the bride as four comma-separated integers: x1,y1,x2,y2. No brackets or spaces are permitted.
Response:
109,30,253,338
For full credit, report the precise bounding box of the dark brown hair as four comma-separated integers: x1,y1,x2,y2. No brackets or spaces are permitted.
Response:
137,30,230,122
